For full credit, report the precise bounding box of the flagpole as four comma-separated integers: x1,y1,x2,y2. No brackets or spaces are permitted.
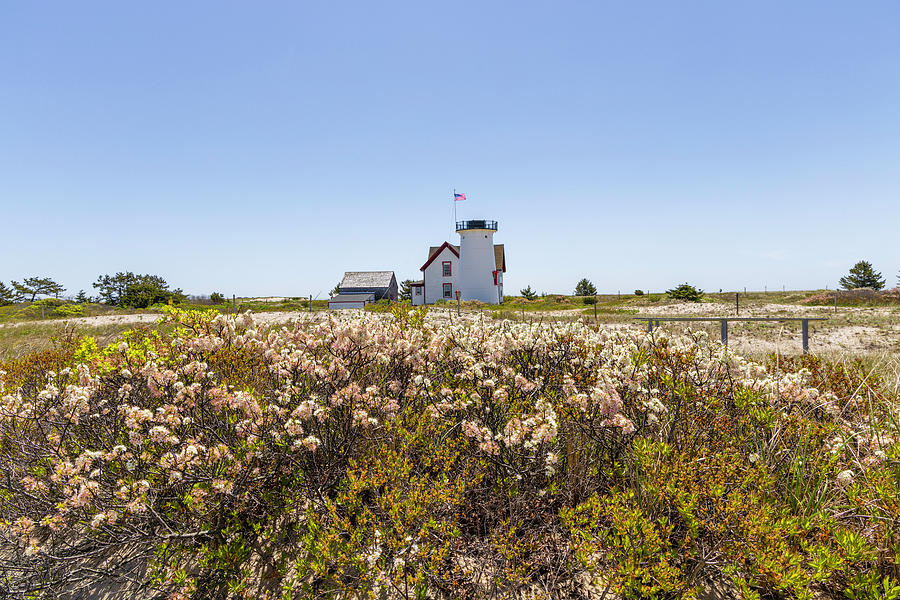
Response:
452,188,457,229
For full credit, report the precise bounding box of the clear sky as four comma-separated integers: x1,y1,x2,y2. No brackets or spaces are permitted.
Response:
2,1,898,298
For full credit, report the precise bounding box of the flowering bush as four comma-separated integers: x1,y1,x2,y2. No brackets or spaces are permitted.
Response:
0,308,898,598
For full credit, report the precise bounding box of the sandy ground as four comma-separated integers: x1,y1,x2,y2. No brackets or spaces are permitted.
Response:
0,313,166,329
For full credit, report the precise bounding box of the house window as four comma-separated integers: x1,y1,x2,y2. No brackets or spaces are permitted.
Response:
415,287,422,296
442,261,452,277
443,283,452,298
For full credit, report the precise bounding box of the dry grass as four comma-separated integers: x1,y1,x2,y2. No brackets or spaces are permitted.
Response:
0,322,136,361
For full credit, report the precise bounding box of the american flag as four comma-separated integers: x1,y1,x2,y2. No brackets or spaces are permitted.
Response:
454,193,466,201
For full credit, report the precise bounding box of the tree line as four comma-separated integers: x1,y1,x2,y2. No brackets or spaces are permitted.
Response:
0,272,185,309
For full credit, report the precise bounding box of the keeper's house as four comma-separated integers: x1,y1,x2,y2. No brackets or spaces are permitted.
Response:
329,271,398,310
410,220,506,305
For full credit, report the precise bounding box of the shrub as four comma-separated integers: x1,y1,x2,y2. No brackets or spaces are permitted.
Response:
0,311,897,598
209,292,225,304
634,289,644,296
666,282,704,302
520,286,538,300
52,303,85,317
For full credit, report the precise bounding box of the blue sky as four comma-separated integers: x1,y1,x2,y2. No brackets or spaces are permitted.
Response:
2,1,898,297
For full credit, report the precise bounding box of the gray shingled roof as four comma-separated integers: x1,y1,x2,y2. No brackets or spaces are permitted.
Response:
340,271,396,288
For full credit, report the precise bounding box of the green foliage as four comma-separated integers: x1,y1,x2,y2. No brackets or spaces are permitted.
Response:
574,278,597,296
666,282,704,302
209,292,225,304
93,272,184,307
634,289,644,296
520,285,537,300
11,276,65,302
0,282,16,306
52,303,85,317
1,316,899,597
840,260,885,291
399,279,414,302
74,290,89,303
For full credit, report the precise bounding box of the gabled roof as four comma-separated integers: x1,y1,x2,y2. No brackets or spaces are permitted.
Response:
420,242,506,272
420,242,459,271
339,271,396,289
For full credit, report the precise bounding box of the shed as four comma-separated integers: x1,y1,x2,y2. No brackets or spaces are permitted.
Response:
328,293,375,310
338,271,398,301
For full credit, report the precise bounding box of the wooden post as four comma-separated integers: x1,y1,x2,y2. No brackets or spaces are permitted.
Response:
309,294,312,312
735,292,739,316
720,319,728,346
834,291,837,314
593,295,597,320
802,319,809,354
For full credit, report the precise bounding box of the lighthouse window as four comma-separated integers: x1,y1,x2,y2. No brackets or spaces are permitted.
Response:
442,261,452,277
443,283,452,298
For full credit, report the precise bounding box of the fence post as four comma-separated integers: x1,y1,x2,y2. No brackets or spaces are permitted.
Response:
720,319,728,346
735,293,739,316
802,319,809,354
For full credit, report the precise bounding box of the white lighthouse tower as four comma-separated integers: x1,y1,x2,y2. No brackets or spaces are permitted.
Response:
456,219,502,304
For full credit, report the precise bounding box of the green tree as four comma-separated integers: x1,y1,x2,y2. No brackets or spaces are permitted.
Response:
574,278,597,297
840,261,885,291
666,283,704,302
93,272,184,307
11,277,65,301
0,282,16,305
520,285,537,300
74,290,89,303
210,292,226,304
93,272,137,304
399,279,414,302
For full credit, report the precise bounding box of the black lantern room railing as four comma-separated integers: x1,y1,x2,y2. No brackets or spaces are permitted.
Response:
455,220,498,231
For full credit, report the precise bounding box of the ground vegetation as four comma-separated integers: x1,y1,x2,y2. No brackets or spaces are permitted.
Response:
0,309,898,598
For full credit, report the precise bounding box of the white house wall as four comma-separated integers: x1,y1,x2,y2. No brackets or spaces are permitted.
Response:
423,247,459,305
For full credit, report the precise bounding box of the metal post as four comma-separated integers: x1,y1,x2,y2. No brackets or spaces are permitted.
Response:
720,319,728,346
309,294,312,312
735,293,739,316
802,319,809,354
647,320,653,333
